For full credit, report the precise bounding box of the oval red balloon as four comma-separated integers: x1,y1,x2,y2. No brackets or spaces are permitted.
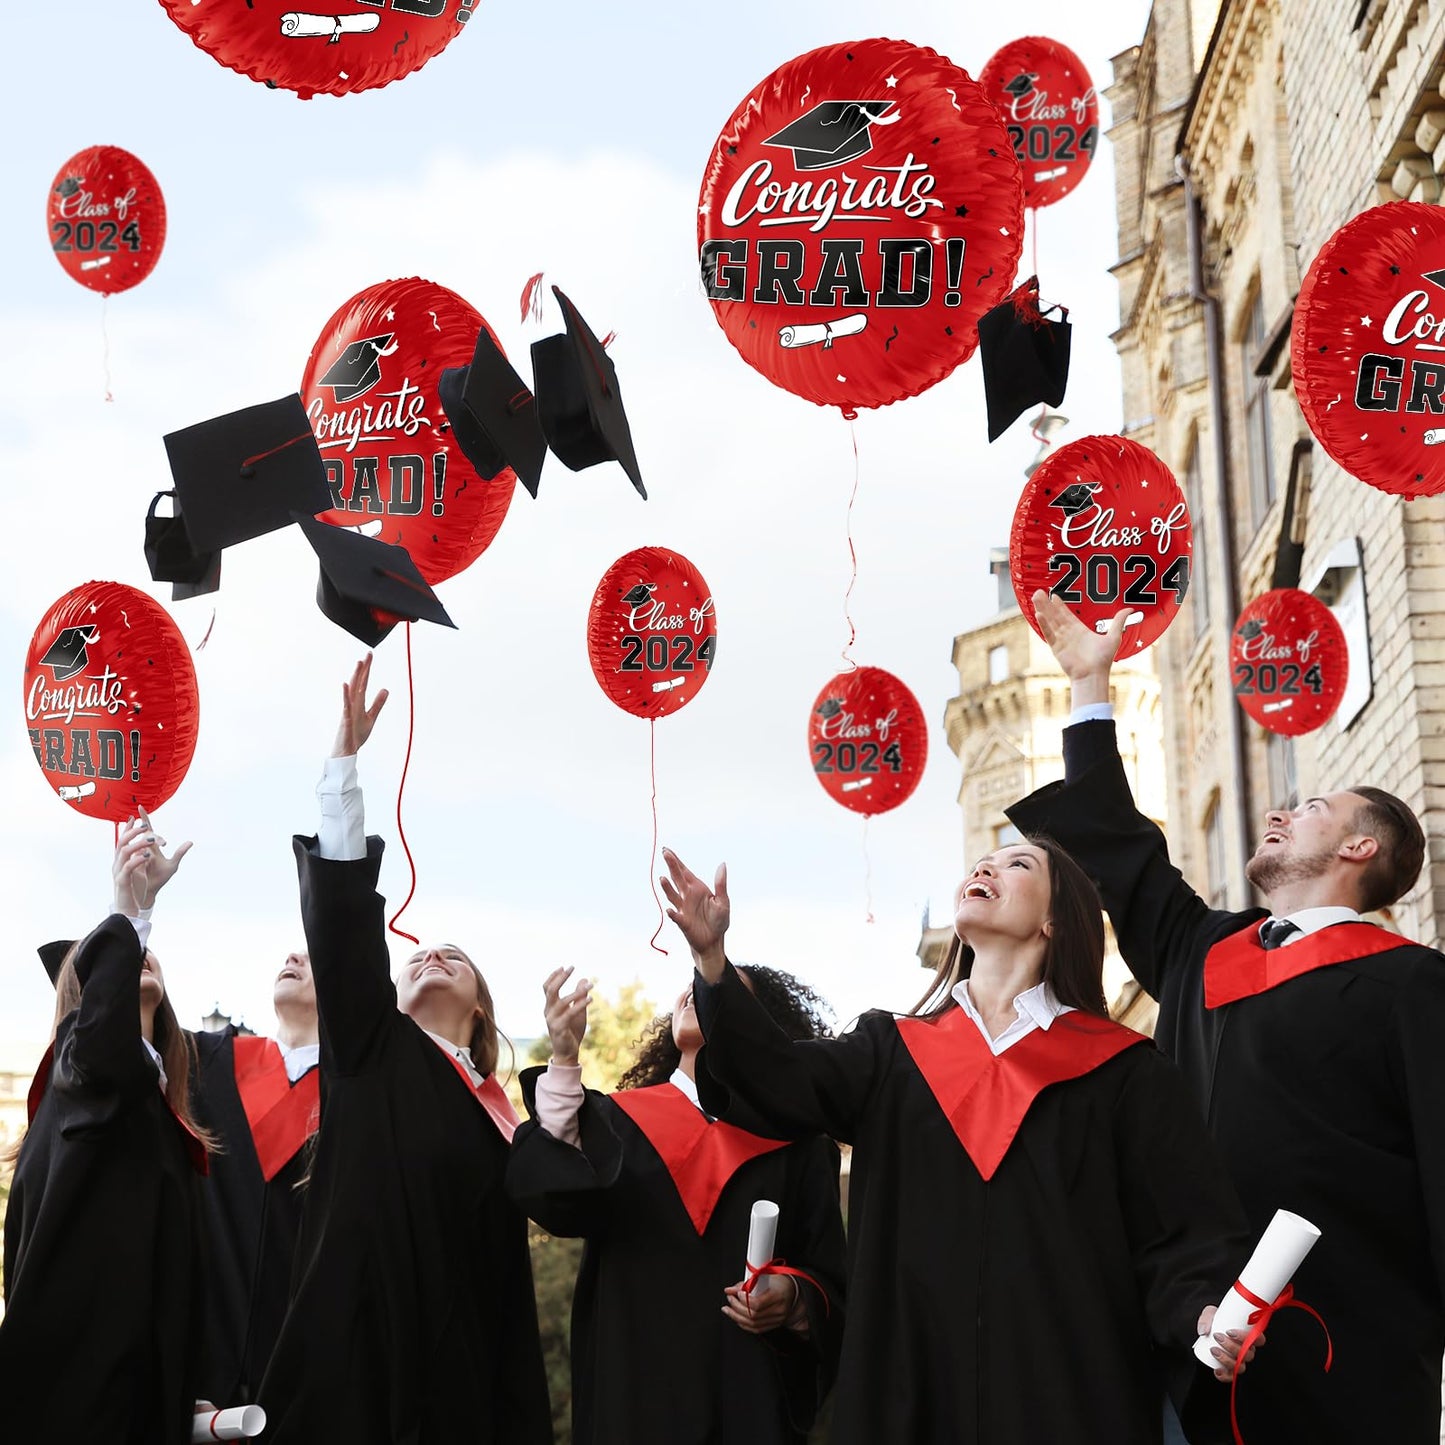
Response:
698,37,1024,413
48,147,166,296
588,548,718,719
157,0,471,99
1292,201,1445,498
1230,589,1348,736
23,583,199,823
978,37,1098,210
1010,435,1192,659
808,667,927,816
301,277,516,587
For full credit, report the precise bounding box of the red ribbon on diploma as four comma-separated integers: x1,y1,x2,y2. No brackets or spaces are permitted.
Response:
741,1257,831,1318
1229,1280,1333,1445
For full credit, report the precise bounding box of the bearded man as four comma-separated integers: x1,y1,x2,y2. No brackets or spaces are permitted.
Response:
1006,590,1445,1445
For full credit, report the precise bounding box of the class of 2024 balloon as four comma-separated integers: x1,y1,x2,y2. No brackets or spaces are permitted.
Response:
23,582,200,824
301,276,517,587
809,667,927,816
698,36,1024,414
156,0,474,100
48,147,166,296
1230,589,1349,737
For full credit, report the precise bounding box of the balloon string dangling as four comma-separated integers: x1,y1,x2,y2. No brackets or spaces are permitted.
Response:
101,296,114,404
1029,205,1039,280
842,418,861,672
647,718,669,956
194,609,217,653
387,623,421,945
862,815,875,925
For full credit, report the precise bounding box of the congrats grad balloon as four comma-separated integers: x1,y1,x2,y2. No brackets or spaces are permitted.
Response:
808,667,927,815
1230,590,1348,736
301,277,516,586
1292,201,1445,497
157,0,473,99
698,37,1024,413
47,147,166,295
1010,436,1192,658
23,583,199,823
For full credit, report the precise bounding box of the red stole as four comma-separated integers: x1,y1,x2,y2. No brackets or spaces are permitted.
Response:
894,1007,1146,1181
27,1040,210,1175
436,1047,521,1143
231,1035,320,1182
611,1083,789,1235
1203,921,1414,1009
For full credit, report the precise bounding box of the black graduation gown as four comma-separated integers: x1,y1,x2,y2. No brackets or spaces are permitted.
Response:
189,1025,317,1405
0,914,208,1445
693,962,1248,1445
258,836,552,1444
1008,718,1445,1444
506,1067,846,1445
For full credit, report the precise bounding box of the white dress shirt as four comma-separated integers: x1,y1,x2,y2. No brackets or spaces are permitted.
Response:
317,754,367,862
279,1042,320,1081
952,977,1074,1056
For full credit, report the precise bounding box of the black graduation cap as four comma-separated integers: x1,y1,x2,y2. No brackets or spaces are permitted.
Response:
438,327,547,499
621,583,655,607
1003,72,1038,98
316,333,394,404
163,395,332,552
1049,483,1101,516
39,626,98,682
816,697,843,719
531,286,646,499
293,514,456,647
38,939,74,987
1237,618,1265,641
1422,269,1445,291
978,277,1072,442
763,101,897,171
144,491,221,601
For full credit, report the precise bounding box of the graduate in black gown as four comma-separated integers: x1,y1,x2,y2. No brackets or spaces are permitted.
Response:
0,813,210,1444
507,962,846,1444
259,655,551,1445
189,947,319,1407
662,841,1255,1445
1007,589,1445,1445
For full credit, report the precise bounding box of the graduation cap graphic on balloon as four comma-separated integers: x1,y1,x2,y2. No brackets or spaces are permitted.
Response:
39,626,98,682
815,697,844,720
1048,482,1101,517
1236,618,1265,641
621,583,656,608
1003,72,1038,98
763,101,899,171
54,176,81,199
316,332,396,404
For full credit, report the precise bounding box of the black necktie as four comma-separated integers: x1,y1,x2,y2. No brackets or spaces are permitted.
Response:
1260,918,1301,950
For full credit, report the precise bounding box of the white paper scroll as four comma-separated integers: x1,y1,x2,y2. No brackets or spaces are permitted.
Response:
778,314,868,350
746,1199,780,1276
1194,1208,1321,1367
191,1406,267,1442
280,12,382,40
1425,429,1445,446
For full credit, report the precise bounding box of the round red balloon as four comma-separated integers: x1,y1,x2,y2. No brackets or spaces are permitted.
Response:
301,277,516,586
698,37,1024,413
48,147,166,295
978,37,1098,210
588,549,717,719
1292,201,1445,498
808,667,927,816
1230,590,1348,736
157,0,471,99
1011,435,1192,658
23,583,199,823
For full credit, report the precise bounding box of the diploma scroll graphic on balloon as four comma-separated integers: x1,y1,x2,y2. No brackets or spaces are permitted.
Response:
778,315,868,350
280,12,382,42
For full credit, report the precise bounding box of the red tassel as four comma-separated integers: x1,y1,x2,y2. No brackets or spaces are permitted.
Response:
519,272,545,324
600,330,617,350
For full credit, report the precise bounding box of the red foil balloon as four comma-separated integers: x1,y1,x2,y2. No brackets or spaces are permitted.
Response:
1011,435,1192,658
47,147,166,296
978,38,1098,210
157,0,472,100
808,667,927,816
1230,590,1348,736
698,37,1024,413
23,583,199,823
1292,201,1445,498
588,548,717,719
301,277,516,586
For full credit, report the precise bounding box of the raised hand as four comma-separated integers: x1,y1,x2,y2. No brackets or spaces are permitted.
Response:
112,806,192,916
542,966,592,1067
659,848,730,981
1031,588,1130,706
332,653,389,758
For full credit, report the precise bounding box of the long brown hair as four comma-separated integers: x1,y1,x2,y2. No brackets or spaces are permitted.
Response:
433,945,512,1083
911,834,1109,1020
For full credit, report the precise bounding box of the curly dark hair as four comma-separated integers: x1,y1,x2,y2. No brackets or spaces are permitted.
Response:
616,964,832,1091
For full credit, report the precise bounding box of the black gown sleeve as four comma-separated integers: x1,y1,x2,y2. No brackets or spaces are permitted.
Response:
1006,718,1220,998
505,1065,625,1238
61,913,152,1098
291,834,396,1076
693,961,880,1145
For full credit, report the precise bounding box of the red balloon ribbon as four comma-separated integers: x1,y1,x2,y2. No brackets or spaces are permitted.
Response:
741,1257,831,1318
1228,1281,1333,1445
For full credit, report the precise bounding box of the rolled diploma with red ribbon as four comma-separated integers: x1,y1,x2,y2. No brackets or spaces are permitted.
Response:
1193,1209,1321,1366
191,1405,267,1441
746,1199,780,1278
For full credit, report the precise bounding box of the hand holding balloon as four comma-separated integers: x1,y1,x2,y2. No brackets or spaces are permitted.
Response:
1031,589,1129,707
112,807,192,917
